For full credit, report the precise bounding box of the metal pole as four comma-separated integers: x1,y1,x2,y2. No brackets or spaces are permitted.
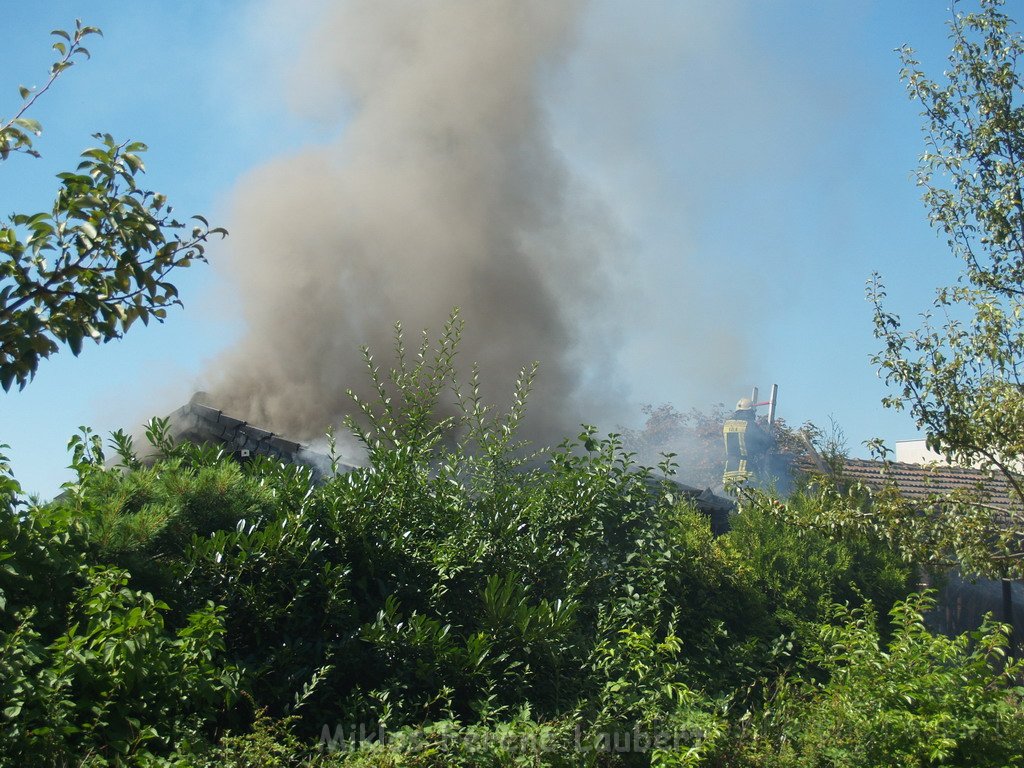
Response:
750,386,758,409
768,384,778,425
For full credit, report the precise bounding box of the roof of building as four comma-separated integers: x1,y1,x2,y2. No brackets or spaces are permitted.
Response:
164,394,347,482
164,394,736,522
641,474,735,533
794,453,1022,521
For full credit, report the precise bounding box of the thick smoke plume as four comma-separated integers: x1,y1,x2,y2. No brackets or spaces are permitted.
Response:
207,0,622,444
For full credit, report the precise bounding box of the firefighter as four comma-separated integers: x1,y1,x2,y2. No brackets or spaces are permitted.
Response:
722,397,773,486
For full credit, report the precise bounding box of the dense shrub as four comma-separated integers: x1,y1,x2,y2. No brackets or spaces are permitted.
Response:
722,485,913,633
1,556,238,766
718,593,1024,767
0,319,1005,766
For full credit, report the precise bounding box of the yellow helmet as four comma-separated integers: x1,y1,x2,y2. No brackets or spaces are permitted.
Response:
736,398,754,411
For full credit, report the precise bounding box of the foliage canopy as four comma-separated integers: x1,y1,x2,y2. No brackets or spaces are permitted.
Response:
1,8,1022,767
870,0,1024,579
0,21,224,391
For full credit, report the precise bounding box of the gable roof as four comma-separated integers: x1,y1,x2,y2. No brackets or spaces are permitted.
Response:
164,394,349,481
163,395,736,523
794,453,1023,528
837,458,1017,506
168,399,301,461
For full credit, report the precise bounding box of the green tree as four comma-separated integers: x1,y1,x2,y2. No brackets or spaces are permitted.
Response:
0,21,225,391
0,22,239,765
869,0,1024,579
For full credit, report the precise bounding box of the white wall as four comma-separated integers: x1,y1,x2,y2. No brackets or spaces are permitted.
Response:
894,439,947,465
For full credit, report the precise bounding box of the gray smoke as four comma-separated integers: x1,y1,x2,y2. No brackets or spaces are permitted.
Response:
205,0,624,445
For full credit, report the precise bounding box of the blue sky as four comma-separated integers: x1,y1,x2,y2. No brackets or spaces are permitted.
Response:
0,1,1008,496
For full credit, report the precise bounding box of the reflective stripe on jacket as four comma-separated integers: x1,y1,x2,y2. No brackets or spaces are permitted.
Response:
723,418,754,483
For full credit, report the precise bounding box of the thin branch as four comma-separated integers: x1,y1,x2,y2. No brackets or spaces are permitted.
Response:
0,35,84,149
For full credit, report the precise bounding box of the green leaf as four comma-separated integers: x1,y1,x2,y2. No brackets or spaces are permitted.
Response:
14,118,42,136
66,326,83,355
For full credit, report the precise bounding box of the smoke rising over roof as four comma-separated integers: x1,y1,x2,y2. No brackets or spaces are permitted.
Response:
207,0,623,443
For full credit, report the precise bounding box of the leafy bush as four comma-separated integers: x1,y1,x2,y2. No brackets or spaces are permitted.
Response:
0,566,238,766
38,318,751,736
0,450,84,640
2,315,1008,767
722,485,913,633
722,592,1024,767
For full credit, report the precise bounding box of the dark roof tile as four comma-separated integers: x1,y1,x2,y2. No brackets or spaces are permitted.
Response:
217,413,245,430
268,435,301,454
